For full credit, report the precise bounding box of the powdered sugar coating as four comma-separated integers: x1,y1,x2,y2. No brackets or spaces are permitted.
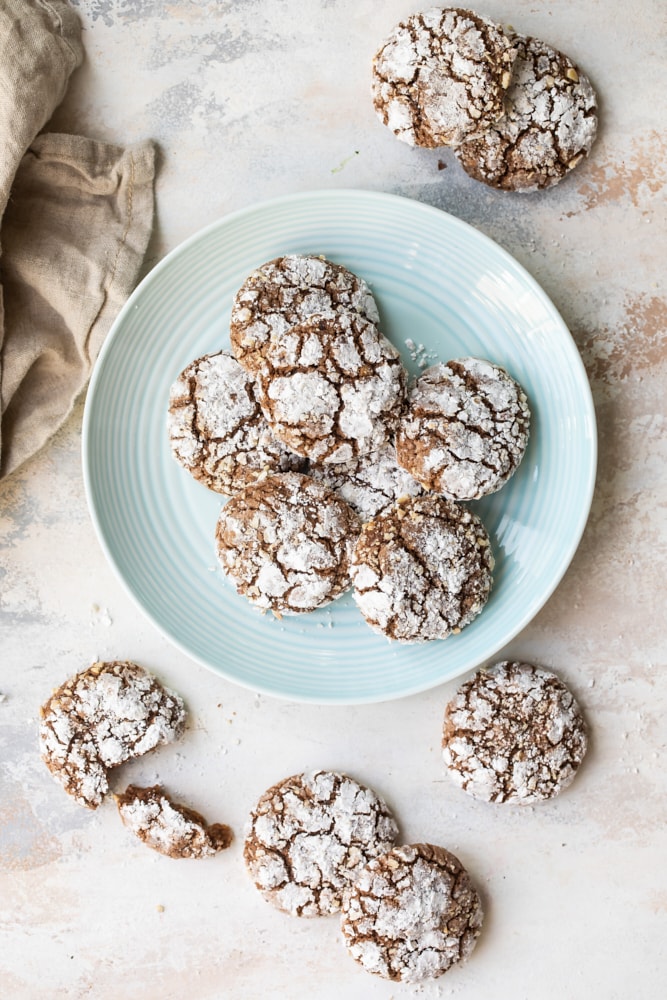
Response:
244,770,399,917
167,351,304,495
309,441,423,522
351,494,494,643
372,7,516,148
396,358,530,500
255,311,407,464
116,784,232,858
455,34,598,190
442,661,588,803
230,254,380,372
215,472,360,615
39,662,186,809
341,843,483,982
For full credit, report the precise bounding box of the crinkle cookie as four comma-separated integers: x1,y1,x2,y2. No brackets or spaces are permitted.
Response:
39,661,186,809
255,311,407,464
116,784,232,858
230,254,380,373
167,351,304,495
396,358,530,500
371,6,516,148
215,472,360,616
455,34,598,190
243,770,399,917
341,843,483,982
351,494,494,643
308,441,423,523
442,661,588,803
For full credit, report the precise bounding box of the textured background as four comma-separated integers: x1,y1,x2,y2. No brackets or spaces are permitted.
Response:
1,2,666,997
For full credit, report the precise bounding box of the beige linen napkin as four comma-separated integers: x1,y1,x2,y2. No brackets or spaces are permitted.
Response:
0,0,156,479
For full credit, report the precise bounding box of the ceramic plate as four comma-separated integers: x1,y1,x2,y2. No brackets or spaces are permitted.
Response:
82,189,596,704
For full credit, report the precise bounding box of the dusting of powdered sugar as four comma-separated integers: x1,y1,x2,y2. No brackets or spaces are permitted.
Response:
351,494,494,643
230,254,380,372
442,661,588,803
116,785,232,858
309,442,423,522
255,311,407,464
372,7,516,147
341,843,483,983
396,358,530,501
167,351,304,495
39,662,186,809
456,33,598,190
215,472,360,615
243,770,399,917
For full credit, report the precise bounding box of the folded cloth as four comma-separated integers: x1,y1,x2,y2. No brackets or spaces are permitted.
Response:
0,0,156,479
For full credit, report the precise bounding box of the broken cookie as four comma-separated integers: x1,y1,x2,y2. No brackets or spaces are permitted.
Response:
116,784,232,858
39,661,186,809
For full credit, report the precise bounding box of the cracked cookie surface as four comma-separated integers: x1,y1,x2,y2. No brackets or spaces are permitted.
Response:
243,770,399,917
442,661,588,803
341,842,483,982
351,494,494,643
168,351,304,495
455,34,598,190
371,6,516,148
116,784,232,858
230,254,380,373
396,358,530,500
215,472,360,615
308,441,423,523
39,662,186,809
255,311,407,464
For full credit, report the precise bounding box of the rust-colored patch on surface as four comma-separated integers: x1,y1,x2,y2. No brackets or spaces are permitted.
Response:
577,293,667,385
576,130,666,210
0,783,62,871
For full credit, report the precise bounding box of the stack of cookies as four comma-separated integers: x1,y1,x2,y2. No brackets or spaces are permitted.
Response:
168,252,531,643
371,6,598,191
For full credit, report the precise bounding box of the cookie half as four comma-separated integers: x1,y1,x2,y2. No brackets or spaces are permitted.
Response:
215,472,360,615
168,351,304,495
244,770,399,916
39,662,186,809
230,254,380,373
351,494,494,643
116,785,232,858
341,843,483,982
442,661,588,803
455,34,598,190
372,7,516,147
396,358,530,500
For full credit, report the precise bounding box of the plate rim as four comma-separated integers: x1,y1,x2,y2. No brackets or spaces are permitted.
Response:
82,187,597,704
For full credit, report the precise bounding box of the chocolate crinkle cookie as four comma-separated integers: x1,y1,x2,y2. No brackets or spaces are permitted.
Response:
167,350,304,495
371,7,516,148
243,770,399,917
396,358,530,501
341,843,483,982
308,441,423,523
351,494,494,643
442,661,588,803
215,472,360,616
455,34,598,191
115,785,232,859
39,661,186,809
229,254,380,373
254,311,407,464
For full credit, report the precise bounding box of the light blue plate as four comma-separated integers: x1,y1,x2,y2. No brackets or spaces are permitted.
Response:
82,189,596,704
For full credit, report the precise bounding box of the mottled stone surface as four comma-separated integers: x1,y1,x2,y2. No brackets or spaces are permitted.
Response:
1,2,666,998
